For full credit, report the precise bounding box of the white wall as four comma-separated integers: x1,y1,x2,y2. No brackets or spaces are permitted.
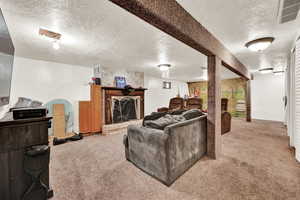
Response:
0,56,93,132
251,73,285,122
144,75,189,115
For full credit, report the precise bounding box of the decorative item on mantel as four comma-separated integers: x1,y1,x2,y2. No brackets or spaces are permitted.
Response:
92,64,102,85
92,77,101,85
123,85,135,95
115,76,126,88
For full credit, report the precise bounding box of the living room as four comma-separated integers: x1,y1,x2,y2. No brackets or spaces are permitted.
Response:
0,0,299,200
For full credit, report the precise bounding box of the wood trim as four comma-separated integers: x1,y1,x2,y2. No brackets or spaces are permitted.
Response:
207,55,222,159
79,101,91,133
0,117,52,127
39,28,61,40
246,80,252,122
109,0,251,80
90,85,102,132
79,85,102,135
101,86,147,91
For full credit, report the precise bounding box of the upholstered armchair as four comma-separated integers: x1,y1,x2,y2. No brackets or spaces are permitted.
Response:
157,97,184,112
186,98,203,110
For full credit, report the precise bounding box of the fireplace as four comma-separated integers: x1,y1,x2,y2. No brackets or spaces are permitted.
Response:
111,96,141,123
102,87,146,125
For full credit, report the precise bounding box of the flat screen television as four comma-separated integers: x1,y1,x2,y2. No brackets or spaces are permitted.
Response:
0,9,14,106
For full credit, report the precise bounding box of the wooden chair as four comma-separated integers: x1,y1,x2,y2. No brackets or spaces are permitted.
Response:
186,98,203,110
221,98,228,112
221,98,231,134
157,97,184,112
222,112,231,134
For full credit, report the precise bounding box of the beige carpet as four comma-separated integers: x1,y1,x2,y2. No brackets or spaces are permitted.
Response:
50,119,300,200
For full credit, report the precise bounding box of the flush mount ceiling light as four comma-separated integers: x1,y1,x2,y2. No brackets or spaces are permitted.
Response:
245,37,275,52
158,64,171,71
273,70,284,75
258,67,274,74
201,75,208,81
52,40,60,50
39,28,62,50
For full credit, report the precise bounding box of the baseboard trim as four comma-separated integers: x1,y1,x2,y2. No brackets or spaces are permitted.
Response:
252,118,285,123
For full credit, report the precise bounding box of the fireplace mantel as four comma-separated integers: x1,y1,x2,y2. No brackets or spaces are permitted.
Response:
102,86,147,91
102,87,147,125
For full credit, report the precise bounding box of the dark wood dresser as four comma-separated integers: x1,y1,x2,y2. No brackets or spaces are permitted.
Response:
0,117,52,200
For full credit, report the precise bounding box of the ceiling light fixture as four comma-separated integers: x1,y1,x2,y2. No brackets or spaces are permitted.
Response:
158,64,171,71
202,69,208,81
258,67,274,74
202,75,208,81
39,28,62,50
273,70,284,75
245,37,275,52
52,40,60,50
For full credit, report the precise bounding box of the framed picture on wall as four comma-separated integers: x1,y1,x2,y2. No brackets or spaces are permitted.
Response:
115,76,126,88
163,81,171,89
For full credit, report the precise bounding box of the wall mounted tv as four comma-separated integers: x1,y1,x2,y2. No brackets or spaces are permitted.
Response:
0,9,14,106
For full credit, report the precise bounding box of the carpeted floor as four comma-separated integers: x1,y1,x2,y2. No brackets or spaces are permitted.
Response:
50,119,300,200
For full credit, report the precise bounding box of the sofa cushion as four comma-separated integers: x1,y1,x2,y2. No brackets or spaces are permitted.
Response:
143,112,168,126
144,114,185,130
169,109,187,115
182,109,203,120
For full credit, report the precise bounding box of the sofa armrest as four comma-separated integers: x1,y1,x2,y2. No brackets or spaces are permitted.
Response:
126,125,169,182
164,115,207,183
127,125,168,149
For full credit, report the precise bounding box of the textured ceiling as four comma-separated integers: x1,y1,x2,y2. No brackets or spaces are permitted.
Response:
177,0,300,72
0,0,295,81
0,10,9,39
0,0,211,81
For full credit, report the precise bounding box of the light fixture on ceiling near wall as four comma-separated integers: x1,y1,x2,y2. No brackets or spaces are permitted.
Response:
202,69,208,81
39,28,62,50
52,40,60,50
158,64,171,71
258,67,274,74
245,37,275,52
273,70,284,75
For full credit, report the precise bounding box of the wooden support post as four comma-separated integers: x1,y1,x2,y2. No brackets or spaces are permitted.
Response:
207,55,222,159
246,80,251,122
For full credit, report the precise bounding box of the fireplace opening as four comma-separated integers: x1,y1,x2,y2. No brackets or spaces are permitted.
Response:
111,96,141,123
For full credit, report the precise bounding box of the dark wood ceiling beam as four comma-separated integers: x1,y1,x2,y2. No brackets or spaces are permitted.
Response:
108,0,251,80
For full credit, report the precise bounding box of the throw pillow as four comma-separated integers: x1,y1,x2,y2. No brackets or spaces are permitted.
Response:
143,112,168,126
169,109,187,115
144,114,185,130
182,109,203,120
